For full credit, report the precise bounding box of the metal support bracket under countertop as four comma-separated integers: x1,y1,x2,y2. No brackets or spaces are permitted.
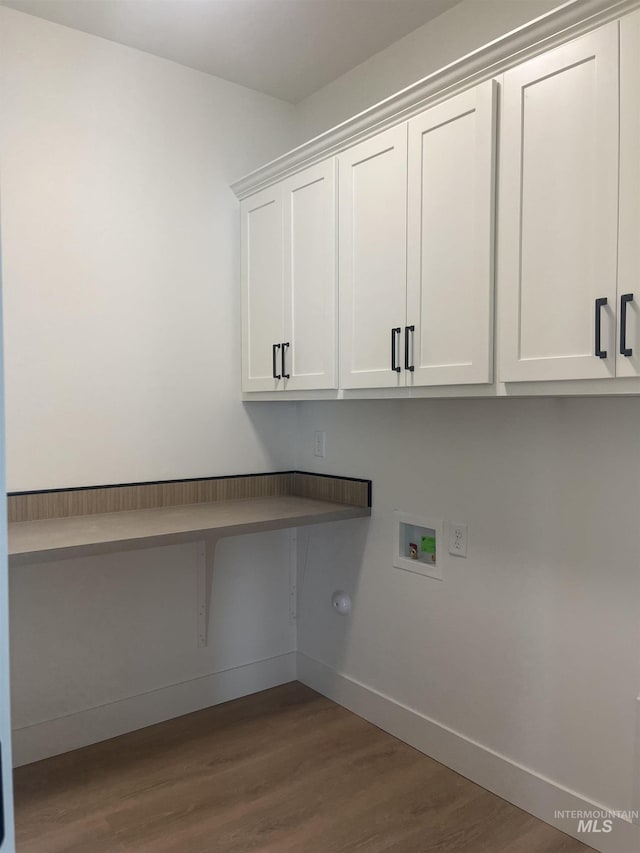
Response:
196,538,218,648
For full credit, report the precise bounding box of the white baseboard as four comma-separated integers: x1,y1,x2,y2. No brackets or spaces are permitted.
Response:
297,652,639,853
13,651,296,767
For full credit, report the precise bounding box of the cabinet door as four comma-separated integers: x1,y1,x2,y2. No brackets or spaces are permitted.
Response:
618,11,640,378
240,187,284,392
407,81,496,386
283,160,337,390
498,25,619,382
339,124,408,389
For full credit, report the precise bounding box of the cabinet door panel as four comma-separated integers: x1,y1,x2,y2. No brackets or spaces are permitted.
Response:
618,11,640,378
339,125,408,389
283,160,337,390
499,25,618,381
241,188,284,392
407,81,496,386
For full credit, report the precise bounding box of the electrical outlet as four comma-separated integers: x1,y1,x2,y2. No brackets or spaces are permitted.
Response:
448,523,468,557
314,430,326,458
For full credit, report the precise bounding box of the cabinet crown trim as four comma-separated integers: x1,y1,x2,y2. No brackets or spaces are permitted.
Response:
231,0,638,200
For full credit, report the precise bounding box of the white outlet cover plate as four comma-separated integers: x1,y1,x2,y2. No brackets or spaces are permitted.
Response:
448,522,468,557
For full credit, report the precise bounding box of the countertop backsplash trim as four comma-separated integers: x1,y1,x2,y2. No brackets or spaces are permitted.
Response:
8,472,372,523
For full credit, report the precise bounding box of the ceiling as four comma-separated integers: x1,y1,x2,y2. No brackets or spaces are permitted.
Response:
1,0,462,103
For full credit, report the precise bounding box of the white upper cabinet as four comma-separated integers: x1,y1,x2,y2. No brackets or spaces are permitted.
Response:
618,10,640,379
338,124,408,389
238,6,640,398
241,186,284,392
339,81,496,391
406,80,496,386
241,161,337,392
498,24,619,382
283,160,337,391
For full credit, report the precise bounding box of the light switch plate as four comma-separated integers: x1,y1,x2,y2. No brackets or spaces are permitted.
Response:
314,430,326,458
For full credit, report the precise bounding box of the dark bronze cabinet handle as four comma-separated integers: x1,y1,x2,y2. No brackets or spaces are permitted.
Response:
281,342,290,379
272,343,281,379
620,293,634,357
405,325,415,372
595,298,608,359
391,327,401,372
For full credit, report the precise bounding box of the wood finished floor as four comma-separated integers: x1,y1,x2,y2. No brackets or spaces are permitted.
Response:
14,682,592,853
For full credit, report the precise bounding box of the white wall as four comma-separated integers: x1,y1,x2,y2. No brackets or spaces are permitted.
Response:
292,1,640,846
10,534,297,765
0,8,299,763
295,399,640,816
295,0,560,143
0,7,296,491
